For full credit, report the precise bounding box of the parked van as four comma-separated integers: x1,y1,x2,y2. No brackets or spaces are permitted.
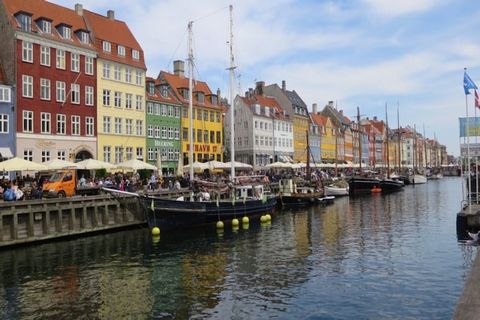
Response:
42,169,99,198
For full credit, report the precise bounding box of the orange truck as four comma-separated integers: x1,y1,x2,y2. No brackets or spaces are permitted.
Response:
42,169,99,198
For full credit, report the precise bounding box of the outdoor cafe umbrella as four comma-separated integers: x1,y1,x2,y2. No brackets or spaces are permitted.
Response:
44,159,79,170
207,160,230,170
0,157,48,171
265,161,292,169
224,161,253,170
183,161,208,173
116,159,157,171
75,158,116,170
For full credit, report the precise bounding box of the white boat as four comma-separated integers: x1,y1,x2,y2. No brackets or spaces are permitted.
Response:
324,185,349,196
410,174,427,184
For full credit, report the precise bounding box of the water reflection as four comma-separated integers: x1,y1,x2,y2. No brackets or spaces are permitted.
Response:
0,178,475,319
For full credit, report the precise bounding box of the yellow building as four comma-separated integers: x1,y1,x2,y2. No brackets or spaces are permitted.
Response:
311,114,335,162
84,10,147,163
159,61,223,163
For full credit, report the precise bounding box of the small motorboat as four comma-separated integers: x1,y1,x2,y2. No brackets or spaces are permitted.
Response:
324,185,349,196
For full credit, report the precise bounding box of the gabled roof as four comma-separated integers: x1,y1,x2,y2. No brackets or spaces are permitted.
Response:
239,94,288,120
311,113,328,127
145,77,180,104
159,71,223,110
284,89,308,110
2,0,94,50
83,9,146,70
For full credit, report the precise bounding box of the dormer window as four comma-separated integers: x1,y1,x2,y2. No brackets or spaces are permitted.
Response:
78,31,89,44
161,85,168,98
103,41,111,52
38,19,51,34
132,49,140,60
183,89,189,100
16,13,32,32
147,82,154,95
197,92,205,104
118,45,125,56
211,95,218,105
57,25,71,39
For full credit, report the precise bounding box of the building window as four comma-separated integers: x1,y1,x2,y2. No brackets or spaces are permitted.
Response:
183,127,188,141
56,81,66,102
17,14,32,32
86,117,94,136
147,125,153,138
71,116,80,135
114,117,122,134
103,146,111,163
135,70,142,86
155,104,161,115
85,56,94,75
103,116,111,133
203,130,209,143
147,102,153,114
125,68,132,83
22,41,33,63
40,46,50,66
175,128,180,140
135,95,142,110
71,53,80,72
114,64,121,81
125,93,132,109
41,150,50,163
61,26,71,39
168,127,174,140
57,150,66,160
136,120,143,136
0,114,8,133
161,126,167,139
23,110,33,133
56,49,65,69
85,86,94,106
103,41,111,52
0,87,10,102
103,62,110,78
40,112,51,134
103,89,110,106
22,75,33,98
40,78,51,100
71,84,80,104
39,20,51,34
23,149,33,161
115,146,123,164
136,147,143,160
155,125,160,138
57,114,66,135
132,49,140,60
125,147,133,160
216,112,221,122
161,86,168,98
167,105,173,117
210,111,215,122
147,148,154,161
117,45,125,56
197,129,202,143
125,119,132,135
210,131,215,143
175,107,180,118
114,91,122,107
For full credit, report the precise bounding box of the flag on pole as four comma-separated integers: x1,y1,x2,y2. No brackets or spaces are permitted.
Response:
476,90,480,109
464,71,478,95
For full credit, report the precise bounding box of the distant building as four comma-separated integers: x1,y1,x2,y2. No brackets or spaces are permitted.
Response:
0,63,14,160
145,77,181,175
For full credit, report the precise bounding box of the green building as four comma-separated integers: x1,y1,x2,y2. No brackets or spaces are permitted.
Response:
145,77,182,176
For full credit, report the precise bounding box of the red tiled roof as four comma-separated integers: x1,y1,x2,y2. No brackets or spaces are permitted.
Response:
240,95,288,120
160,71,223,110
83,9,146,70
145,77,180,104
2,0,94,50
311,113,327,127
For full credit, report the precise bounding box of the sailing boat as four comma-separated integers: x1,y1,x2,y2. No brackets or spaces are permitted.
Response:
120,7,276,231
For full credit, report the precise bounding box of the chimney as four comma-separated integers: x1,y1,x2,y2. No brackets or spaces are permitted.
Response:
328,100,334,108
312,103,318,114
216,88,221,104
107,10,115,20
339,109,343,115
248,88,253,97
373,116,377,121
173,60,185,77
255,81,265,96
75,3,83,16
282,80,286,91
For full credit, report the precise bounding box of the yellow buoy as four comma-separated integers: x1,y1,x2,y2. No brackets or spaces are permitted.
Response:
151,227,160,236
232,218,239,227
260,215,268,223
216,221,224,229
152,235,160,244
242,223,249,230
242,216,249,224
265,214,272,221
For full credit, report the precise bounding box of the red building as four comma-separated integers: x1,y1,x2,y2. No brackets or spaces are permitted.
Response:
0,0,98,161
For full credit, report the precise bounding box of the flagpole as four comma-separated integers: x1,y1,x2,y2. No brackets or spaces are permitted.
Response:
475,96,479,204
465,68,471,207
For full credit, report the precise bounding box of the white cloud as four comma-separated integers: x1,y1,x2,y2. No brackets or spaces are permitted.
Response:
362,0,439,17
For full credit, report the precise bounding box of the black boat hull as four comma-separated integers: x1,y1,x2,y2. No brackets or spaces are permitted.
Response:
141,196,278,230
280,192,324,206
348,177,381,196
379,179,404,193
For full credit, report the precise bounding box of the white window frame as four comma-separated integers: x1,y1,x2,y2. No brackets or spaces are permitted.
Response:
85,56,94,75
114,117,122,134
40,112,51,134
117,45,125,56
23,149,33,161
103,116,111,133
114,91,122,107
86,117,94,136
56,81,66,102
23,110,33,133
136,120,143,136
103,146,111,163
103,62,110,78
0,87,10,102
22,41,33,63
135,70,142,85
103,89,111,106
125,68,132,83
57,150,66,160
132,49,140,60
41,150,50,163
71,115,80,135
125,119,132,135
40,78,51,101
62,26,71,40
114,64,121,81
85,86,94,106
22,75,33,98
40,46,50,66
41,20,51,34
125,93,132,109
56,114,66,135
0,114,9,133
71,83,80,104
135,95,143,110
56,49,65,69
71,53,80,72
103,41,111,52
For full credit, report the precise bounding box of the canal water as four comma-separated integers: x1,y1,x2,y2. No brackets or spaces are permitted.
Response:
0,177,475,319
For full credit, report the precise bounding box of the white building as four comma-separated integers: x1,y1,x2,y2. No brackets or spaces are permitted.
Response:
225,91,294,168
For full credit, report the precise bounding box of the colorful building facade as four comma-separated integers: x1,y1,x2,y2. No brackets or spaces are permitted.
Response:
0,64,15,161
145,77,181,175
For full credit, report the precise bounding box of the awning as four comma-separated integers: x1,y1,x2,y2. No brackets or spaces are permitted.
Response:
286,156,294,163
0,147,13,159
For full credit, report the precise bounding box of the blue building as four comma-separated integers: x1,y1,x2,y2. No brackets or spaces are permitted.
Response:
0,64,15,162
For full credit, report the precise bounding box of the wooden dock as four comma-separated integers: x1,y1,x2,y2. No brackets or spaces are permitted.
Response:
454,250,480,319
0,193,144,248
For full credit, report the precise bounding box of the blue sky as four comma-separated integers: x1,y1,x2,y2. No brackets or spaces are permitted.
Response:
51,0,480,157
